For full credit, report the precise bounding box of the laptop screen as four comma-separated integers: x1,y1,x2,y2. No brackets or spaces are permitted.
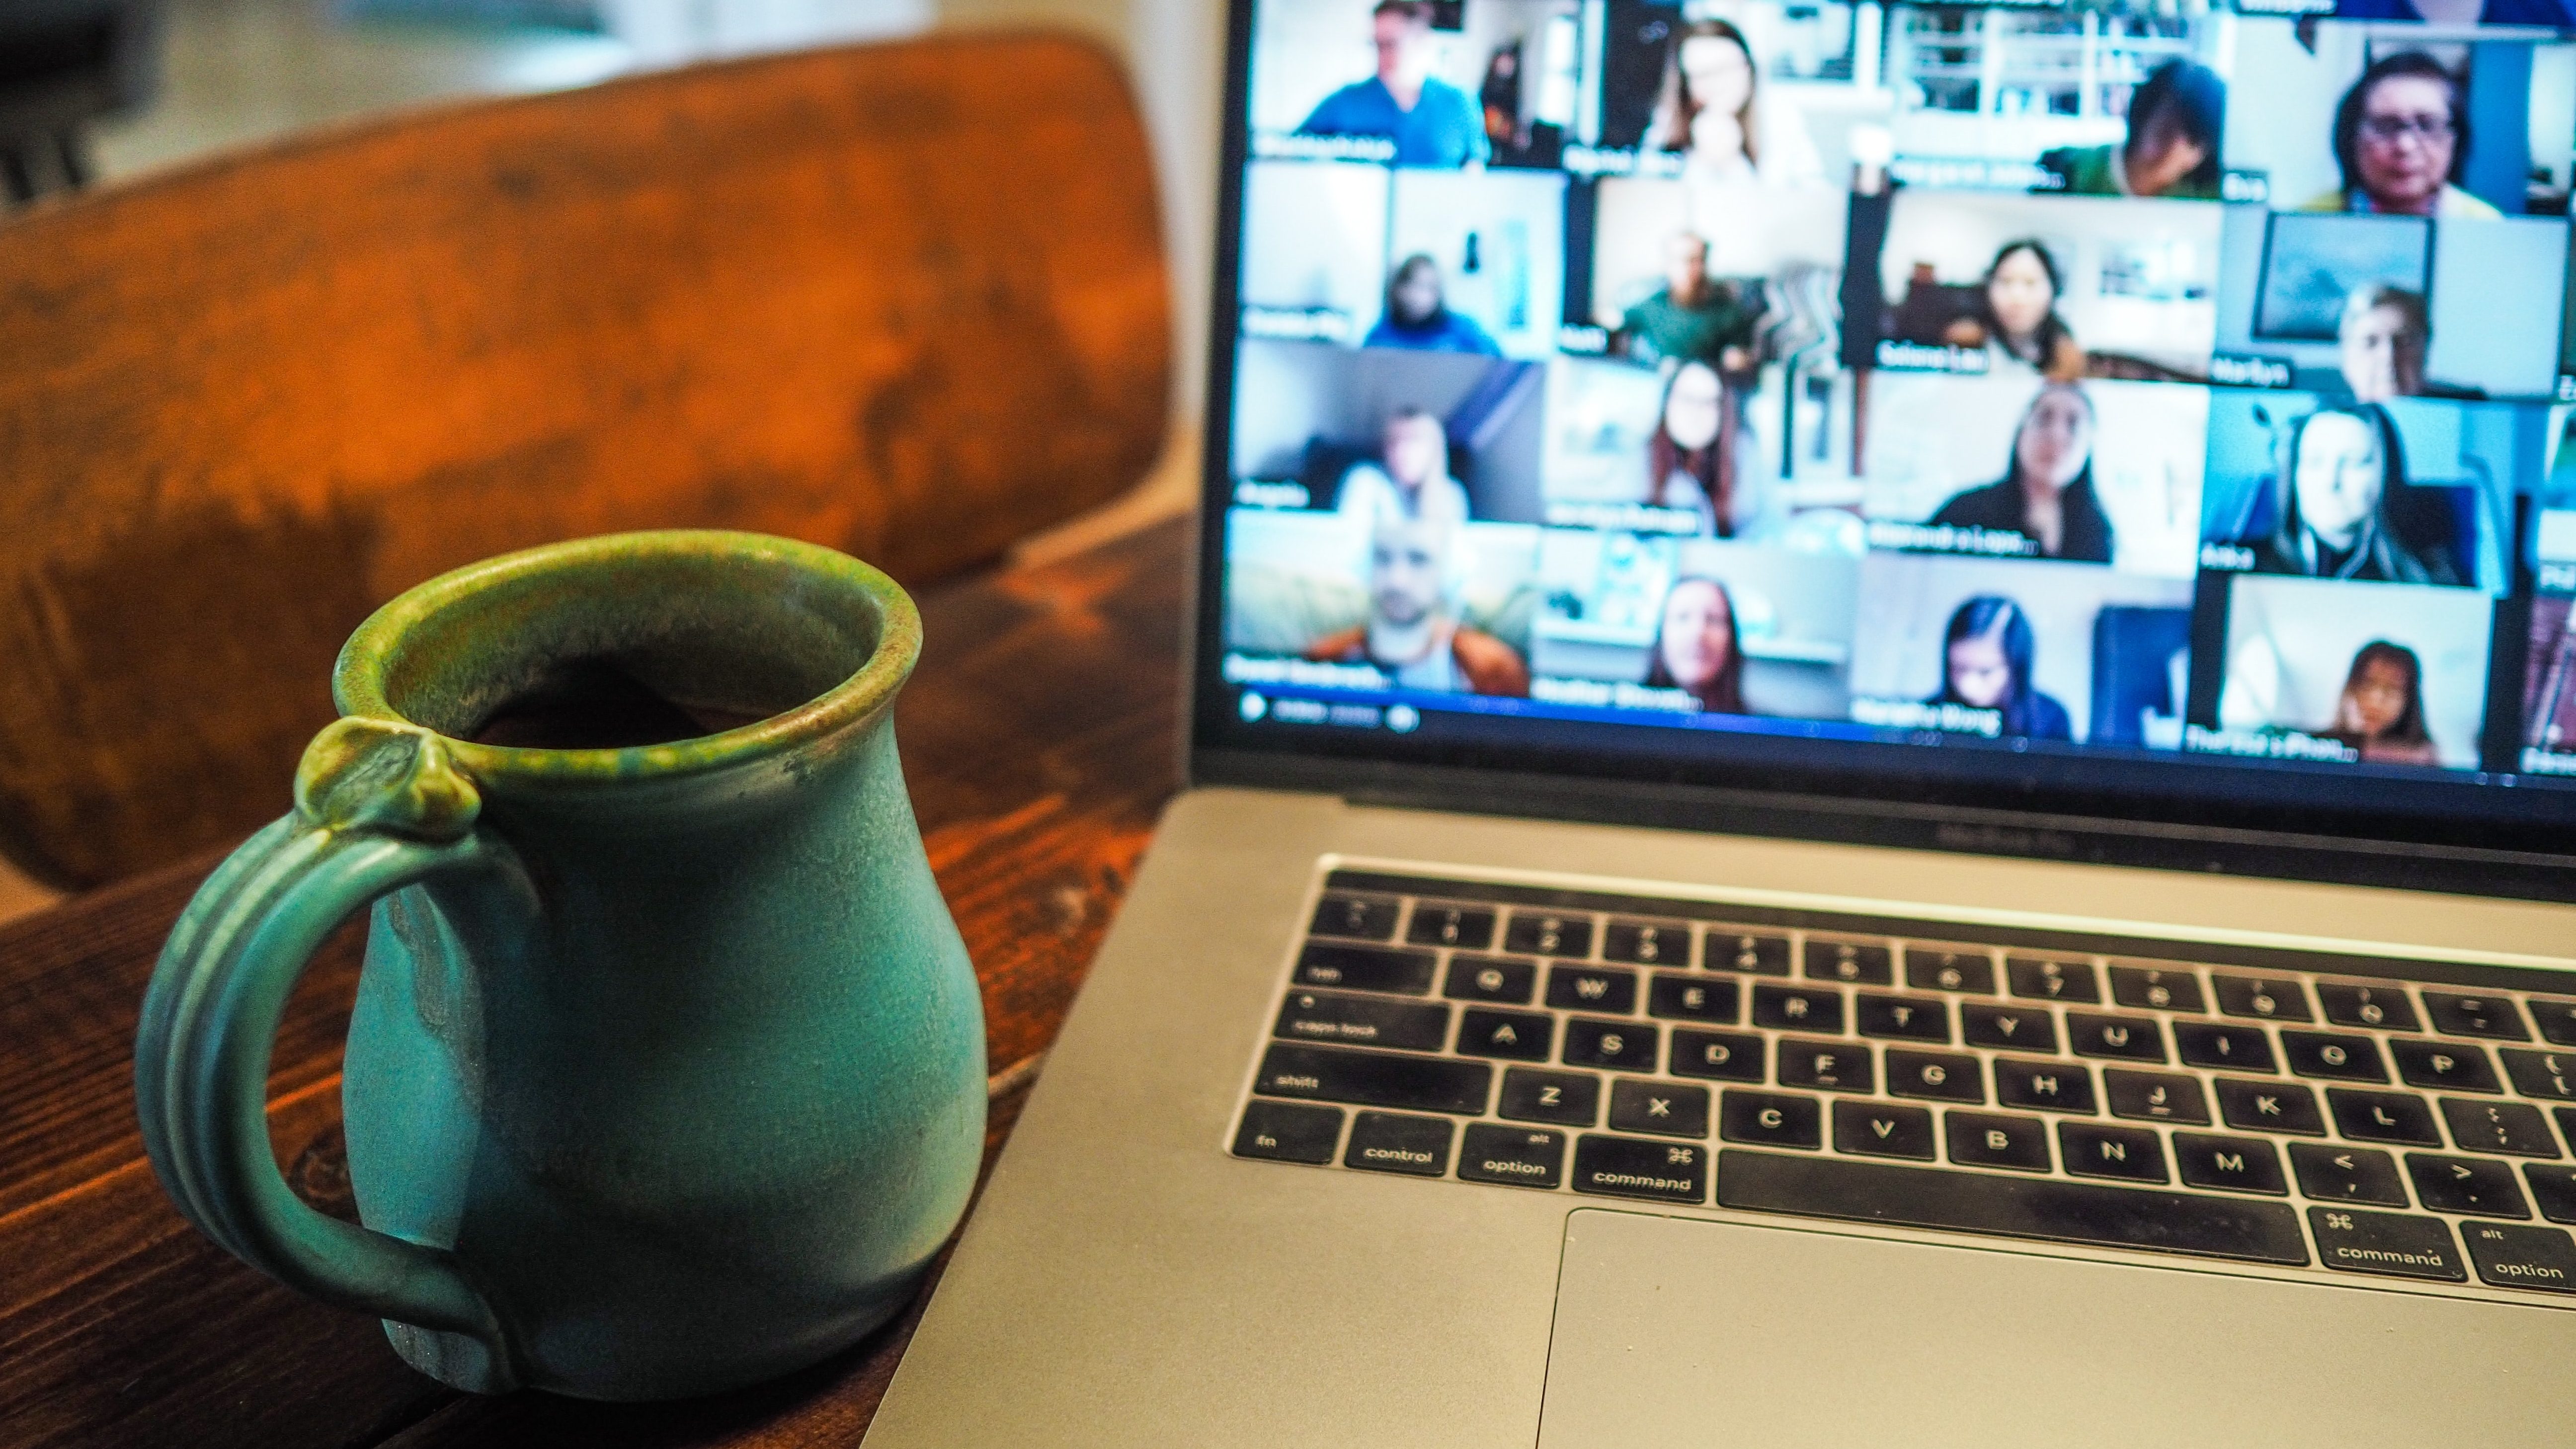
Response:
1198,0,2576,857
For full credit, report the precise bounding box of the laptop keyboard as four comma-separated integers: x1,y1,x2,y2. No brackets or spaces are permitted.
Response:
1230,868,2576,1301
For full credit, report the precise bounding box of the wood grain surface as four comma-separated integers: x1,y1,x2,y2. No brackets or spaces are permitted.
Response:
0,31,1170,890
0,517,1188,1448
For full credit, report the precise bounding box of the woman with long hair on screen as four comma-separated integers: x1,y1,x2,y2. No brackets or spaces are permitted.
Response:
2323,640,2439,766
1643,576,1747,714
2301,53,2500,219
1941,240,2085,381
1928,596,2073,742
1646,360,1732,536
2038,59,2226,200
2249,405,2461,586
1646,17,1822,187
1928,383,2113,564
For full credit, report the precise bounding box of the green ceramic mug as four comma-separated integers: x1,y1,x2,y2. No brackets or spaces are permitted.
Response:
135,531,986,1400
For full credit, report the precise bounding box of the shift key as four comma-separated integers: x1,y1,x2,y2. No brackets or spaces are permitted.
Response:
1255,1043,1492,1115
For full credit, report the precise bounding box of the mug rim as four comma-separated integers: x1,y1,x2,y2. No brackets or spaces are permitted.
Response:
333,529,920,786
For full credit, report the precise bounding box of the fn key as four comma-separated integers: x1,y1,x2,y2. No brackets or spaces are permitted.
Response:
1232,1101,1342,1164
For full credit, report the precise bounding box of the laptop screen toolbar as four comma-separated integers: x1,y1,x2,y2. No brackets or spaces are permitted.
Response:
1199,0,2576,853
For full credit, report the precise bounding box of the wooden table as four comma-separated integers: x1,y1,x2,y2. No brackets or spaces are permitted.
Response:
0,519,1187,1448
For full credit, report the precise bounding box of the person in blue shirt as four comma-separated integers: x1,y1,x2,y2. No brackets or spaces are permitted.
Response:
1296,0,1489,168
1363,254,1501,354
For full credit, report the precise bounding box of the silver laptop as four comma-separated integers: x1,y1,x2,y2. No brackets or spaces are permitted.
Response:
867,2,2576,1441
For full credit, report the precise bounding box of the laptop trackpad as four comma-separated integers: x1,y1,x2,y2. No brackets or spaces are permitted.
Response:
1539,1208,2570,1449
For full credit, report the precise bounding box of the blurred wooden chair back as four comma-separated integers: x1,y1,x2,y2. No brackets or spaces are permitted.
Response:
0,32,1170,889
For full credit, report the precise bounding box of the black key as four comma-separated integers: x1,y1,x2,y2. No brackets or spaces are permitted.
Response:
2105,1069,2210,1125
2066,1012,2166,1063
2501,1048,2576,1101
1405,902,1495,950
1505,911,1595,959
1609,1079,1711,1138
2279,1031,2387,1083
2406,1154,2531,1218
1752,983,1846,1035
2317,982,2420,1033
1885,1048,1984,1104
1274,990,1451,1052
2110,965,2206,1014
2173,1133,2287,1195
1310,893,1399,941
2531,998,2576,1047
2215,1078,2326,1136
1960,1003,2058,1053
1571,1134,1707,1204
2213,975,2311,1023
1498,1067,1598,1127
1833,1101,1936,1160
1254,1043,1490,1115
1602,918,1694,968
1994,1058,2096,1114
1294,942,1436,995
1546,964,1639,1015
1647,973,1740,1024
1802,938,1892,985
2007,956,2100,1004
2059,1123,2168,1184
1946,1111,2051,1171
2463,1221,2576,1293
1442,954,1537,1005
2309,1207,2464,1282
1855,993,1951,1043
1775,1037,1874,1094
1721,1151,2309,1266
1455,1008,1553,1062
2440,1098,2561,1158
2528,1164,2576,1223
2421,991,2529,1042
1343,1111,1453,1177
1668,1028,1765,1083
1562,1018,1657,1071
1504,907,1587,954
2390,1040,2500,1094
1906,946,1996,995
2288,1143,2409,1207
1704,928,1792,976
1458,1124,1567,1190
1720,1089,1823,1149
2174,1023,2277,1074
1231,1101,1343,1164
2328,1089,2443,1147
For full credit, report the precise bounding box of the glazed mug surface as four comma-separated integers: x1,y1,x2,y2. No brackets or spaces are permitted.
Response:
135,530,985,1400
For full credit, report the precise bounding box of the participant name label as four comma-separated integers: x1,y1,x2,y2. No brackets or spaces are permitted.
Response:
1530,677,1698,713
1545,501,1706,535
1252,132,1394,164
1223,654,1386,691
1242,306,1352,343
1868,520,2038,559
2520,748,2576,776
2185,725,2358,763
1888,157,2053,191
1851,698,2003,738
2209,353,2292,389
1874,339,1988,374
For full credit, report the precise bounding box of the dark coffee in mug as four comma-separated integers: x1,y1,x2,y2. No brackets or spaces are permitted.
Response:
467,656,786,749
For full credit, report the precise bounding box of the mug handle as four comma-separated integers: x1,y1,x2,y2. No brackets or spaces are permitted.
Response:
136,718,517,1383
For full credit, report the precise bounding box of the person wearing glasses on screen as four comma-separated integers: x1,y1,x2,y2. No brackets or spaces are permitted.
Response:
1928,596,2074,743
2246,406,2462,586
1940,241,2085,383
1365,255,1501,356
2321,640,2441,767
1296,0,1489,168
2300,54,2499,220
1646,17,1823,188
2036,60,2226,202
1927,383,2114,564
1643,576,1747,715
1302,512,1529,697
